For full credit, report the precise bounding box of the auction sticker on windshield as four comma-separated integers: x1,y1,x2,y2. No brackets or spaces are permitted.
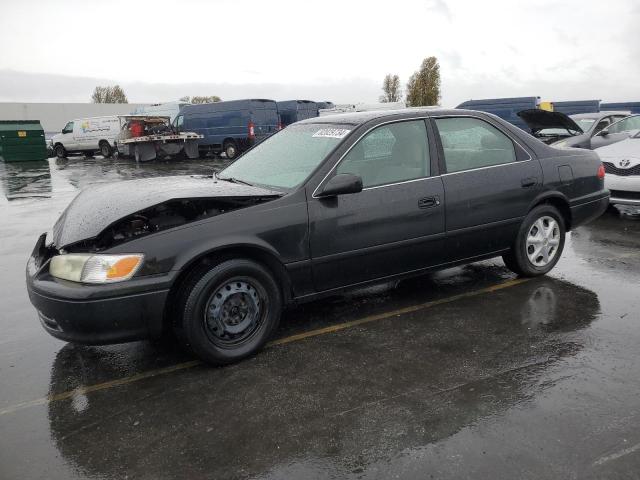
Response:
312,128,351,139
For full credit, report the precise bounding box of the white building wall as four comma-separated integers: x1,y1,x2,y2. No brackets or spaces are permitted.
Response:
0,103,151,135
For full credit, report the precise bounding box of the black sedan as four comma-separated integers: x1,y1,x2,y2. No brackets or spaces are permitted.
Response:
27,109,609,364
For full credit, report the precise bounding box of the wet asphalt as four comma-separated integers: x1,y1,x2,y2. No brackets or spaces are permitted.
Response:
1,157,640,479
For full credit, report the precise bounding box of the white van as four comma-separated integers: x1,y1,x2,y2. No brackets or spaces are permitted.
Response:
51,116,120,158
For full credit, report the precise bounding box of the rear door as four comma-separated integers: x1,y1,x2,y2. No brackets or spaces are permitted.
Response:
308,119,445,291
433,115,543,260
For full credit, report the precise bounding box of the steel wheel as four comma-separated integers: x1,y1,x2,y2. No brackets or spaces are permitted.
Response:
203,278,266,348
526,216,560,267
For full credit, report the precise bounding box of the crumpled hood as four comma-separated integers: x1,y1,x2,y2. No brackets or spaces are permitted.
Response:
517,109,583,135
51,175,281,248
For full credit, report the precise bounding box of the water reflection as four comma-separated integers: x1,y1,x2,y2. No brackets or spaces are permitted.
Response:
0,160,52,200
47,277,600,479
0,155,230,203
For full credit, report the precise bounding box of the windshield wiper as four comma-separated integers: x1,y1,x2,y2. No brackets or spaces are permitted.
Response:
217,175,254,187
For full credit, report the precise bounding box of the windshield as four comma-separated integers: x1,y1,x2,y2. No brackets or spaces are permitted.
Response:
219,123,351,190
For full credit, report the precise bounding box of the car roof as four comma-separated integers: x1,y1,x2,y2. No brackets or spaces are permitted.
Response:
570,111,630,120
297,108,477,125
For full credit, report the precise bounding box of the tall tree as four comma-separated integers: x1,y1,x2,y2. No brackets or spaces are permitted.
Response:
189,95,222,104
379,74,401,103
91,85,128,103
405,56,441,107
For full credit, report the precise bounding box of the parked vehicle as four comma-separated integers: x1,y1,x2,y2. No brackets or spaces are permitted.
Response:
276,100,318,127
114,116,202,162
316,101,335,111
552,100,601,116
27,108,609,365
601,102,640,114
596,131,640,206
130,101,190,122
50,116,120,158
175,99,280,159
456,97,541,130
518,110,629,148
593,114,640,149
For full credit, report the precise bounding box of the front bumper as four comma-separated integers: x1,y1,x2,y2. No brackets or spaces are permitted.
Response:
605,174,640,206
26,234,171,345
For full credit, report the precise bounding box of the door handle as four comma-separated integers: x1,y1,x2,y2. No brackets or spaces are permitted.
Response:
418,196,440,209
521,177,537,188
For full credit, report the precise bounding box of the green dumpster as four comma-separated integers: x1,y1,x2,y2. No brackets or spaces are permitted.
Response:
0,120,48,162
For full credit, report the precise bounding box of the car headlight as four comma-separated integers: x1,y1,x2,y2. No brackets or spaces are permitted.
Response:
50,254,144,283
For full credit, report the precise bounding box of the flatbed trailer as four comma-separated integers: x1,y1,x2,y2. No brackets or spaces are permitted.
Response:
114,115,203,161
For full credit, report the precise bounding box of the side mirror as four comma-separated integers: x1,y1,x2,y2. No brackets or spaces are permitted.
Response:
318,173,363,197
599,129,609,136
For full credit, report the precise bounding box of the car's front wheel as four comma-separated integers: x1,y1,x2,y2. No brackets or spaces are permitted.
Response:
54,144,66,159
503,204,566,277
175,259,282,365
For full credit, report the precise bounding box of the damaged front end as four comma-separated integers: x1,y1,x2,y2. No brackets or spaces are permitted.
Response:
49,175,284,253
66,196,279,252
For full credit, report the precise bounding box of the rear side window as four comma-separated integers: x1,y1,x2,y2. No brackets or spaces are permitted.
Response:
435,117,516,173
337,120,430,188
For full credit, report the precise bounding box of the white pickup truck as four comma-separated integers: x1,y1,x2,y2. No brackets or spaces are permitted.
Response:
114,115,203,162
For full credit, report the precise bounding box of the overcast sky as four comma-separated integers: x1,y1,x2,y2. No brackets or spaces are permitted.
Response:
1,0,639,106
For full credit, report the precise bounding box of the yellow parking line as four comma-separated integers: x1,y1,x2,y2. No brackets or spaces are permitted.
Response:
0,277,530,417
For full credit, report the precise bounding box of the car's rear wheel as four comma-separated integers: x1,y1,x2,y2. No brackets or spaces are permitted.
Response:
54,144,66,159
175,259,282,365
503,204,566,277
99,141,112,158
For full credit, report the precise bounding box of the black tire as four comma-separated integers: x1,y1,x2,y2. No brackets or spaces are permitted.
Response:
99,141,112,158
54,144,66,159
175,259,282,365
502,204,566,277
224,140,238,159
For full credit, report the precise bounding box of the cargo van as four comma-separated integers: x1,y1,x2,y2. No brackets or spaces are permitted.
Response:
175,99,280,159
276,100,318,127
50,116,120,158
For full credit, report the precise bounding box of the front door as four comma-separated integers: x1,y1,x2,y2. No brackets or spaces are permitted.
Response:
308,119,445,292
432,115,543,260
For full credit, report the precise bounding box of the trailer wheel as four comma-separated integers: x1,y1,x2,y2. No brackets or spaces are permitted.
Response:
224,140,238,159
99,141,112,158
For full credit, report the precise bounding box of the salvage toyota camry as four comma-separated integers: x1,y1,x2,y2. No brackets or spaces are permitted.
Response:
27,109,609,364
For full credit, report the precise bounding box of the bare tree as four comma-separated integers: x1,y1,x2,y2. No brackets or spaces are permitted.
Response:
91,85,128,103
379,74,402,103
405,56,441,107
189,96,222,104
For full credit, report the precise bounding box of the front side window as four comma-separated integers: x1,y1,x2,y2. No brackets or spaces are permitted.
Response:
608,115,640,134
63,121,74,134
435,117,517,173
175,115,184,131
219,123,350,190
337,120,430,188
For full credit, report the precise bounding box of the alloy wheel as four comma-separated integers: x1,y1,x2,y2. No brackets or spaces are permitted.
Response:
526,216,560,267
